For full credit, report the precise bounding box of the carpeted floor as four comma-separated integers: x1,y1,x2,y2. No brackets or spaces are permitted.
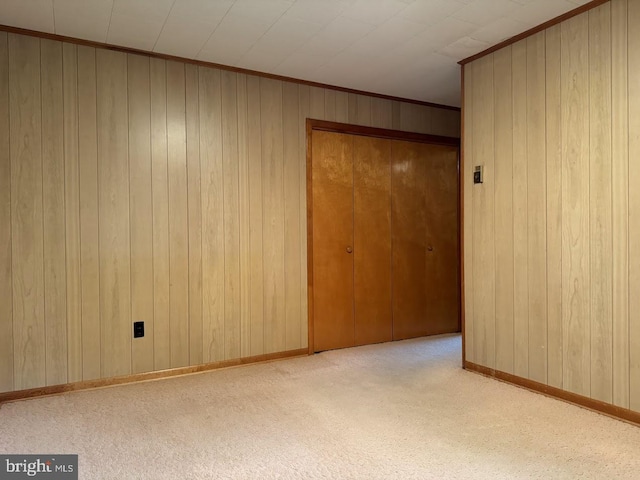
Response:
1,334,639,479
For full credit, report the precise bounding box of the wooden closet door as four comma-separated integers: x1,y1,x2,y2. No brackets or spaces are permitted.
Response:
391,140,428,340
424,144,460,334
312,131,355,351
353,136,392,346
391,140,459,340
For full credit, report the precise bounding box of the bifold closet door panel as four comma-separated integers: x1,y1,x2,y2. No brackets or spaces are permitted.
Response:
424,144,460,334
312,131,355,351
391,140,429,340
353,136,392,346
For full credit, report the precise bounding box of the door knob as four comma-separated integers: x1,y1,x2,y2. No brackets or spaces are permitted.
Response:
427,245,433,252
346,246,353,253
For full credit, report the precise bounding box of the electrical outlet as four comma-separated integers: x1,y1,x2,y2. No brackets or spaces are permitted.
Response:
133,321,144,338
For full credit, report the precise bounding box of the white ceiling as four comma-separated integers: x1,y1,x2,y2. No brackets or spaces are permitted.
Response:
0,0,591,107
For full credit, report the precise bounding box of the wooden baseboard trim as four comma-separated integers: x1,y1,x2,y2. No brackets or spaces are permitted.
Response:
464,361,640,426
0,348,308,405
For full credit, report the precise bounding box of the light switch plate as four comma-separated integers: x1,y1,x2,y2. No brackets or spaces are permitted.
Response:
474,165,483,184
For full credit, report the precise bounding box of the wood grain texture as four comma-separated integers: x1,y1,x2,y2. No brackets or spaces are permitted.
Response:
310,86,324,119
128,53,154,374
185,63,203,365
247,75,264,356
353,136,392,345
236,73,251,358
1,30,461,395
561,14,590,397
356,95,371,126
512,40,529,379
77,45,100,381
167,61,190,368
283,82,302,350
9,33,46,390
493,46,514,375
41,39,68,386
150,58,170,370
611,0,629,409
335,91,349,123
391,141,428,341
96,48,131,379
298,84,310,349
526,32,548,385
545,25,564,389
471,55,495,368
324,89,336,122
423,144,460,336
261,78,286,354
200,66,224,363
588,3,613,403
62,42,82,384
221,70,241,361
463,63,474,363
0,32,12,393
312,131,354,351
629,0,640,412
370,98,393,130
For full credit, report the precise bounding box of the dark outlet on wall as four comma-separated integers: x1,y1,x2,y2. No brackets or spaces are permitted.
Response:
133,321,145,338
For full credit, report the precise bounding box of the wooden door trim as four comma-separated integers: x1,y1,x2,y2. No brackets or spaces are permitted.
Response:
306,119,461,354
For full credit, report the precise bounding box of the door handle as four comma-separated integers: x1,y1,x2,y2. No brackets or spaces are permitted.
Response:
346,246,353,254
427,245,433,252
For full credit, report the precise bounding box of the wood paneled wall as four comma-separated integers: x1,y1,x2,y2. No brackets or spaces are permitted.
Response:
463,0,640,413
0,31,460,394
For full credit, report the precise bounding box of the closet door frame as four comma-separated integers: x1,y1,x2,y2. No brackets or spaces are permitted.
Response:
306,119,461,354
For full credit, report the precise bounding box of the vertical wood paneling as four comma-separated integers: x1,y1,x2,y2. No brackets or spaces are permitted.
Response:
77,45,100,381
128,53,154,374
185,64,203,366
150,58,170,370
167,61,189,368
348,93,358,123
221,70,241,361
561,14,590,397
247,75,264,356
237,73,251,358
512,40,529,378
298,84,310,348
432,109,461,138
371,98,393,129
9,34,45,390
261,78,286,354
335,91,348,123
471,54,495,368
2,31,462,394
324,89,336,121
42,39,67,386
588,4,613,403
62,43,82,384
545,24,564,389
310,86,324,119
628,0,640,412
96,49,131,378
526,32,548,384
0,32,12,393
200,66,225,363
356,94,371,126
283,82,301,350
611,0,629,409
493,46,514,374
463,63,474,363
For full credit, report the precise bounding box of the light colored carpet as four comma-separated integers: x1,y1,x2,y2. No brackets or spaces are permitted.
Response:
1,334,639,479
